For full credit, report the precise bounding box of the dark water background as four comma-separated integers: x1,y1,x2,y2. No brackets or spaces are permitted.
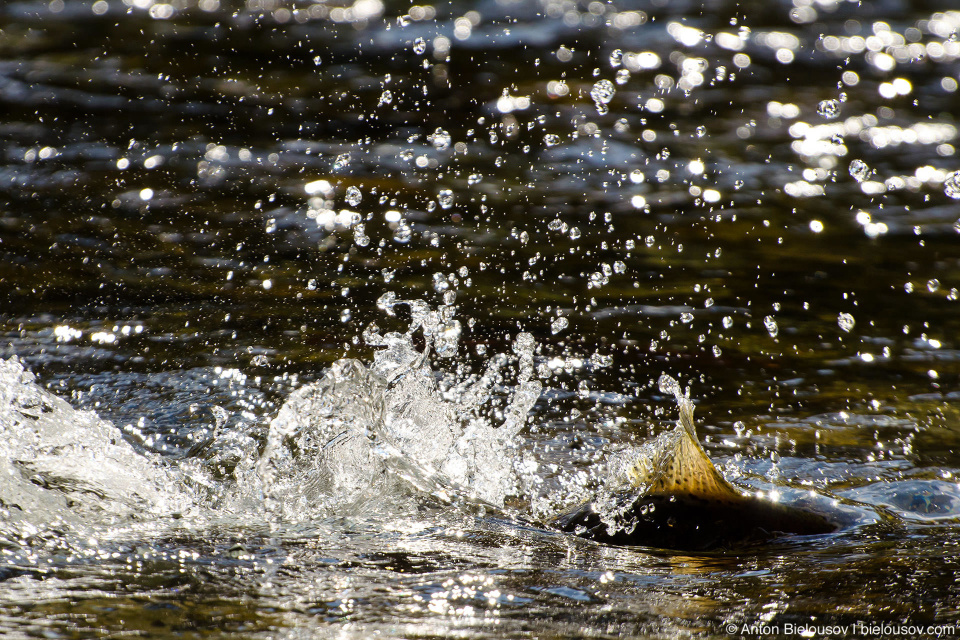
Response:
1,0,960,637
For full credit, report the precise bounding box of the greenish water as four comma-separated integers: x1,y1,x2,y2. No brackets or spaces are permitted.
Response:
1,0,959,637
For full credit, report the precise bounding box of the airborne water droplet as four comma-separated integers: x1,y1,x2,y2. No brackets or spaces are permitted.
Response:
817,99,840,119
333,153,351,171
438,189,454,209
657,374,681,399
849,159,871,183
429,128,451,151
346,186,362,206
609,49,623,68
590,79,615,115
393,221,412,243
945,170,960,199
837,312,855,332
550,316,568,335
763,316,779,338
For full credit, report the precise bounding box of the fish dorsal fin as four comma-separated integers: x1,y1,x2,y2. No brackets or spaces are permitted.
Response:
630,399,743,501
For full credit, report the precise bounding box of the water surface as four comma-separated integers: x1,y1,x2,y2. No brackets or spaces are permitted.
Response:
1,0,960,637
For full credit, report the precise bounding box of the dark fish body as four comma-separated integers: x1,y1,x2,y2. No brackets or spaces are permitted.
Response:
552,399,841,551
553,486,839,551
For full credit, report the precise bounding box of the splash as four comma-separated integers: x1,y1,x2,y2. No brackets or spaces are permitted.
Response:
0,357,191,550
257,295,543,524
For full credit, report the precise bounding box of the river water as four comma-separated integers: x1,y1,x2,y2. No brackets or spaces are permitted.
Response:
1,0,959,637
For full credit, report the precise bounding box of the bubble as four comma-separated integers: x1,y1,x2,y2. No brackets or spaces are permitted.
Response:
590,79,616,114
837,312,855,332
696,126,707,138
680,312,694,324
609,49,623,68
438,189,454,209
817,99,840,119
467,173,482,185
849,159,871,183
927,279,940,293
345,186,362,206
712,345,722,357
544,134,561,147
413,37,427,54
378,90,393,106
550,317,569,335
954,218,960,234
945,170,960,199
340,309,352,323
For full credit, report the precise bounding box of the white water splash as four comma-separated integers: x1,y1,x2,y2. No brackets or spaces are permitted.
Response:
258,296,543,524
0,357,191,545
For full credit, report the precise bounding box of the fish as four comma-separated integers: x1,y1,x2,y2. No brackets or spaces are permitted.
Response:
551,394,842,551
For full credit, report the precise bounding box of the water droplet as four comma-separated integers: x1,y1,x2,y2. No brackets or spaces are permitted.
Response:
658,374,681,398
544,133,561,147
429,128,451,151
953,218,960,234
378,89,393,106
569,227,581,240
577,380,590,398
837,312,855,332
353,223,369,247
467,173,482,185
849,159,871,183
680,312,694,324
945,170,960,199
722,316,733,329
927,279,940,293
333,153,351,171
393,221,412,243
345,186,362,206
340,309,352,323
590,79,615,115
609,49,623,68
644,235,655,247
377,291,397,313
696,126,707,138
763,316,779,338
413,37,427,54
817,99,840,119
438,189,454,209
712,345,722,357
550,317,569,335
432,272,450,292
